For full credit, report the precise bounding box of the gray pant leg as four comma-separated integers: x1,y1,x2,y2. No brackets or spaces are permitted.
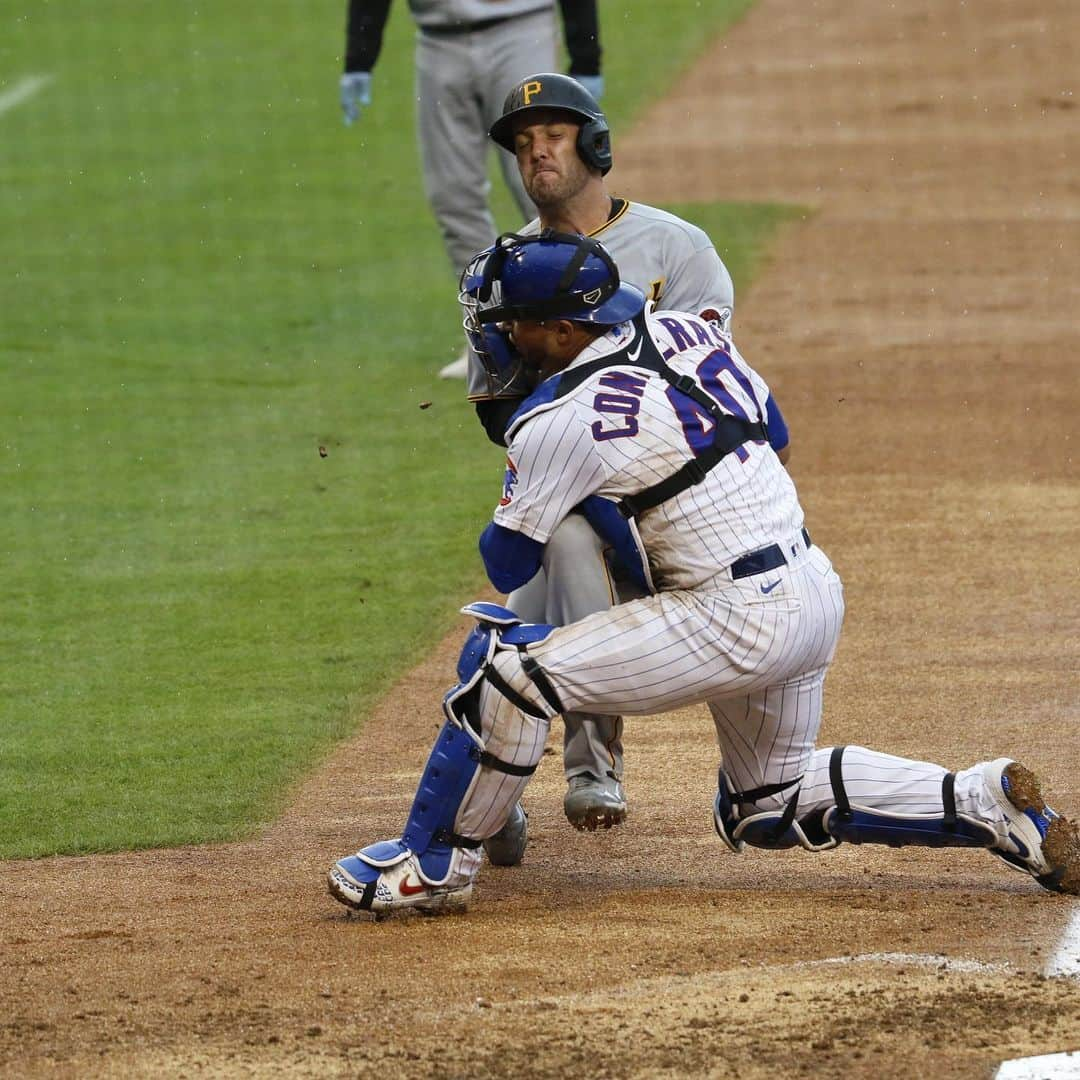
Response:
415,32,497,274
507,514,624,783
415,12,554,274
479,11,555,223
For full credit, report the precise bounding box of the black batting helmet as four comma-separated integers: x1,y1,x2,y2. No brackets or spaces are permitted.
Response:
489,73,613,175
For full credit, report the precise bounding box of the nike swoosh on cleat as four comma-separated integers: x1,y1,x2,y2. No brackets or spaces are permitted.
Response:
761,579,782,594
399,876,427,897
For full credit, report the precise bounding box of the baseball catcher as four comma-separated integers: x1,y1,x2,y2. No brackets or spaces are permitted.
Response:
459,74,739,867
328,233,1080,915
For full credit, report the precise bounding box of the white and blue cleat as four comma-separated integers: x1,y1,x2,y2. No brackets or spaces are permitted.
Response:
328,845,473,918
983,758,1080,894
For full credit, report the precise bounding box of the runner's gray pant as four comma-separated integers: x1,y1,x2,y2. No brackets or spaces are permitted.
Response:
508,513,626,786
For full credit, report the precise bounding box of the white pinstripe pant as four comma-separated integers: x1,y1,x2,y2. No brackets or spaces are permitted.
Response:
454,541,1010,856
520,543,991,826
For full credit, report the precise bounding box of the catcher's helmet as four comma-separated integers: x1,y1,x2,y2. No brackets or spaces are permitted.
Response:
464,231,644,332
489,73,612,174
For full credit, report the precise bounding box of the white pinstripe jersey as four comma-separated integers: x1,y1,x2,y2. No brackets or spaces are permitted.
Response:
466,201,735,400
493,309,803,591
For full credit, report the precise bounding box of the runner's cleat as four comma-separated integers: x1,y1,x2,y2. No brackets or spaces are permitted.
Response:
983,759,1080,894
439,349,469,379
564,773,627,831
328,849,473,916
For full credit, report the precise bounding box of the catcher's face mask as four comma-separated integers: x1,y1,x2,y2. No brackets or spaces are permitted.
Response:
460,230,646,393
458,238,525,392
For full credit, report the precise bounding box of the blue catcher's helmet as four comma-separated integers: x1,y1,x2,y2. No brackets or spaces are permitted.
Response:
472,230,644,326
459,231,645,387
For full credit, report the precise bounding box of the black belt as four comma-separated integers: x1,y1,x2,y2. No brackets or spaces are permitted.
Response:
421,15,515,36
730,528,812,580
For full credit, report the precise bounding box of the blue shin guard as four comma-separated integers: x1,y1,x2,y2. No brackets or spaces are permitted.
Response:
343,601,557,891
713,752,997,855
823,746,996,850
399,718,484,878
337,717,483,893
825,807,995,849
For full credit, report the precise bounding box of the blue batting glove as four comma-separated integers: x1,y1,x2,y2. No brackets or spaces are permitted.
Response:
340,71,372,126
572,74,604,103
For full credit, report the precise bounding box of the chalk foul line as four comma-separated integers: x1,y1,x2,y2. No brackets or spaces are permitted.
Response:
0,74,54,116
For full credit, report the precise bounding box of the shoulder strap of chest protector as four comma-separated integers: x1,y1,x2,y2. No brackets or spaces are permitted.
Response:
554,313,767,520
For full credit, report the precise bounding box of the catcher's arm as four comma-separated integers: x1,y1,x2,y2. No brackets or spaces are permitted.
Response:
765,393,790,464
475,398,525,447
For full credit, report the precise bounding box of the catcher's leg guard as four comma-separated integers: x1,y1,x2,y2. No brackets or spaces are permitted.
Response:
822,746,996,849
713,768,837,854
328,718,483,914
329,603,559,915
443,603,561,846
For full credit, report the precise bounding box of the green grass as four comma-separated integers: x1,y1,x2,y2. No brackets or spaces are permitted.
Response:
0,0,796,858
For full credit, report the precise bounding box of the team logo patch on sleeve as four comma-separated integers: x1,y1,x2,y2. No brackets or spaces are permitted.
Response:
499,456,519,506
700,306,733,334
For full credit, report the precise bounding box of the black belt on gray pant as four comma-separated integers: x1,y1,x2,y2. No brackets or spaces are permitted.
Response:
421,15,515,36
730,528,812,580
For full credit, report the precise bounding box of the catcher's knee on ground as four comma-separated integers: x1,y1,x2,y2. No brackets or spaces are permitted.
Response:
712,747,996,855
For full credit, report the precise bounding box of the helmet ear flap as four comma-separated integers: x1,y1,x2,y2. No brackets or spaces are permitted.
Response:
576,118,612,174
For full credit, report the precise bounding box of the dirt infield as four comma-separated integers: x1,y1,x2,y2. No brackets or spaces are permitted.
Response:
4,1,1079,1076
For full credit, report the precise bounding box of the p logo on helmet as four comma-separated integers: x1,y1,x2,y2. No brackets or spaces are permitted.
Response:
522,80,543,105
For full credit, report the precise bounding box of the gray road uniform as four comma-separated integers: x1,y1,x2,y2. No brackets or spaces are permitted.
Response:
466,198,735,793
344,0,601,273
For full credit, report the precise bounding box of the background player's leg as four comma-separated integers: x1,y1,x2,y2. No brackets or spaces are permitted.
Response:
415,33,496,274
480,11,556,223
437,13,555,381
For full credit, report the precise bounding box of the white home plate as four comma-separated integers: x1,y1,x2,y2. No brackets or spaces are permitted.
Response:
995,1051,1080,1079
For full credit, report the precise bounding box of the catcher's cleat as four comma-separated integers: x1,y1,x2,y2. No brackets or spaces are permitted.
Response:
483,802,529,867
983,759,1080,895
564,772,627,831
328,851,473,917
